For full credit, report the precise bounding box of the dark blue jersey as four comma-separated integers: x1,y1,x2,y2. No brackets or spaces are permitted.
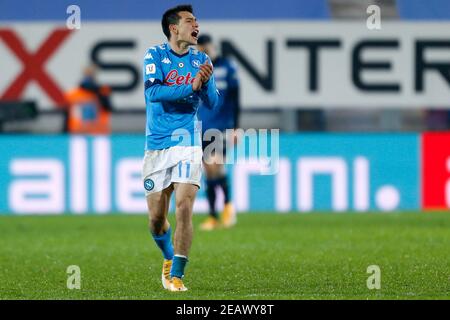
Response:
197,57,240,132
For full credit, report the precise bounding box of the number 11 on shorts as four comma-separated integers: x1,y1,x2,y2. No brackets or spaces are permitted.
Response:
178,162,191,178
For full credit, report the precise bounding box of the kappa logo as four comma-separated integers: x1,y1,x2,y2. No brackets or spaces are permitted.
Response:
144,52,153,59
162,57,171,64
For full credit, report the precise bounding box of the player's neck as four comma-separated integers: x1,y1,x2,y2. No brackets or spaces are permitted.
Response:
169,40,190,55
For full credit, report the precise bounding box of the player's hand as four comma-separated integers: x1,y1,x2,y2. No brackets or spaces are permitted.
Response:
192,73,203,91
198,63,213,83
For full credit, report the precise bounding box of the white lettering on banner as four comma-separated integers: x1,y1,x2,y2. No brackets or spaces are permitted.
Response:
354,157,370,211
116,159,146,212
233,157,286,212
70,137,88,214
295,156,401,212
93,137,111,213
275,159,291,212
297,157,348,212
375,185,400,211
9,159,64,214
226,155,402,213
3,136,407,214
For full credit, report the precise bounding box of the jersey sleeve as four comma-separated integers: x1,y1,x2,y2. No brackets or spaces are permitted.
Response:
143,49,194,102
199,55,222,110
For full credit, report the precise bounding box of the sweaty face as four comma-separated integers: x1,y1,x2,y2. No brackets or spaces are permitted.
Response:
173,11,199,45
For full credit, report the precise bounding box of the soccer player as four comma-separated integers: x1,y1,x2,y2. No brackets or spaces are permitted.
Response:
142,5,220,292
196,34,240,231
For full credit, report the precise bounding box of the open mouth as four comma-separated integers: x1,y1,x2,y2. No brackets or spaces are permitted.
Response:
191,30,199,40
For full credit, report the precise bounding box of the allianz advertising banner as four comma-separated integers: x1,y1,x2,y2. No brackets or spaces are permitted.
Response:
0,133,427,215
1,22,450,110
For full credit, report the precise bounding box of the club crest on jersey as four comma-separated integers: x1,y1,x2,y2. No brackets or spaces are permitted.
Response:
164,70,195,86
178,62,184,68
191,59,200,68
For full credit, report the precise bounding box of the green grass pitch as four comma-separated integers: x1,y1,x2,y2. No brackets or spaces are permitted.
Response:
1,212,449,299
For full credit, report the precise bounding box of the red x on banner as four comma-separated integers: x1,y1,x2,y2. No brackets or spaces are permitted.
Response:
0,28,73,106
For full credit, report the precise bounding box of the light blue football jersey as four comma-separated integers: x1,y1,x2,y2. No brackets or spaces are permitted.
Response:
143,42,221,150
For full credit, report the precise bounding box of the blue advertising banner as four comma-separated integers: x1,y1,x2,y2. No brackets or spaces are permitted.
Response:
235,133,420,212
0,134,420,215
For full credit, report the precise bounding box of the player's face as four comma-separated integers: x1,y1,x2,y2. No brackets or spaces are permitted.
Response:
174,11,199,45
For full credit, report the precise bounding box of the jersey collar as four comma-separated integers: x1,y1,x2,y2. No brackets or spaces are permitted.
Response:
166,42,191,58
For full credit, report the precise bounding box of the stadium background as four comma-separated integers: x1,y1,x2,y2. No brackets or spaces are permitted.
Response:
2,0,450,301
1,0,450,215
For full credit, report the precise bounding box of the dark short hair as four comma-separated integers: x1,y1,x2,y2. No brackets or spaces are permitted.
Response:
161,4,194,40
197,34,212,45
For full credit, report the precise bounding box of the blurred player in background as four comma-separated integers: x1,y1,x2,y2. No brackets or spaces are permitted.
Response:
64,64,113,134
142,5,220,292
196,34,240,231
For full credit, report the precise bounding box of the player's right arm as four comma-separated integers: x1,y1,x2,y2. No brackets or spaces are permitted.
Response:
143,49,198,102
